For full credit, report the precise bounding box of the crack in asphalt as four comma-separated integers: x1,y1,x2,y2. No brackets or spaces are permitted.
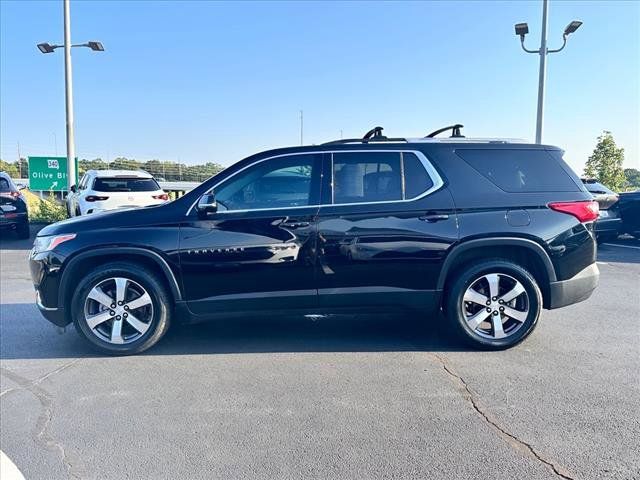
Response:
428,353,575,480
0,360,92,480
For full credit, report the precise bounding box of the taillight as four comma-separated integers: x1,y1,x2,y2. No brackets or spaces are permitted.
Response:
0,191,20,199
152,193,169,200
549,200,599,222
85,195,109,202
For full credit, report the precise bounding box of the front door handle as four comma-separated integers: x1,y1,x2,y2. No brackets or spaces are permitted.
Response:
280,221,310,229
419,213,449,223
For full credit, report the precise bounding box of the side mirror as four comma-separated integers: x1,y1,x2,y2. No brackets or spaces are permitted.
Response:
69,185,77,193
196,193,218,217
16,183,27,191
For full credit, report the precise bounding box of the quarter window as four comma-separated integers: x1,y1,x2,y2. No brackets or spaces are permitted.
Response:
213,154,320,211
456,149,580,193
403,152,434,198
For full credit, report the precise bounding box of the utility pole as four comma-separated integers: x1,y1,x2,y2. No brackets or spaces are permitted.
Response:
515,1,582,144
63,0,76,190
17,141,22,178
300,110,304,146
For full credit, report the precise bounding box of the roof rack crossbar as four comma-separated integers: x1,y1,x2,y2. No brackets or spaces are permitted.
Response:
426,124,465,138
322,126,407,145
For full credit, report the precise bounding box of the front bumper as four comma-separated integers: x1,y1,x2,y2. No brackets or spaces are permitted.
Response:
36,291,68,326
548,263,599,309
30,250,71,326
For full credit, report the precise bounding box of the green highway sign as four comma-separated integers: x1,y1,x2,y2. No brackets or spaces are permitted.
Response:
28,156,78,191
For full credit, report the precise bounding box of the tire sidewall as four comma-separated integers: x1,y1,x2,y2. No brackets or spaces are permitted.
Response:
72,263,170,355
447,260,542,349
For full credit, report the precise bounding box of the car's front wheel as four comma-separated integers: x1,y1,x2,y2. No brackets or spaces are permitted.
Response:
445,259,542,350
71,262,171,355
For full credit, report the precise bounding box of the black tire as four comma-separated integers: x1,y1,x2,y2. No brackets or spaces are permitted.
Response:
16,221,30,239
445,259,542,350
71,262,171,355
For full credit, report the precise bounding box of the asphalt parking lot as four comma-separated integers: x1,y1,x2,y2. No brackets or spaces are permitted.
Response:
1,228,639,480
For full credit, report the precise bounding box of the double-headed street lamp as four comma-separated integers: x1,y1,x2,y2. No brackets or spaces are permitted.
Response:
37,0,104,193
515,0,582,144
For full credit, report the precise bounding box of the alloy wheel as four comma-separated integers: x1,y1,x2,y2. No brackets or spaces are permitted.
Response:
461,273,530,340
83,277,154,344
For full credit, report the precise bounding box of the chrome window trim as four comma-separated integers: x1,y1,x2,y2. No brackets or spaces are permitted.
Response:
186,149,444,216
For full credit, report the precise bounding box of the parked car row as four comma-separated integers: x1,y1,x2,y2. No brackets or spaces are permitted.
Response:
582,179,640,241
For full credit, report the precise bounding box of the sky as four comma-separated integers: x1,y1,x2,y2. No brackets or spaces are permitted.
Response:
1,0,638,175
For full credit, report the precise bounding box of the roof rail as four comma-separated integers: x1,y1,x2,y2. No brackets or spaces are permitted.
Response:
323,126,407,145
425,124,465,138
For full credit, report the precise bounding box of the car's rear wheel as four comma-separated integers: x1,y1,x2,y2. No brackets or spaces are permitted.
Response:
445,259,541,350
71,262,171,355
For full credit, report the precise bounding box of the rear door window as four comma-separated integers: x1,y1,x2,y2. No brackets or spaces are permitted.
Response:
93,177,160,192
455,149,580,192
332,152,403,204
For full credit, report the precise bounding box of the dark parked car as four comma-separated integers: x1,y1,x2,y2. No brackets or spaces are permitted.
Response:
583,179,640,241
30,126,600,354
582,179,621,242
616,190,640,238
0,171,29,239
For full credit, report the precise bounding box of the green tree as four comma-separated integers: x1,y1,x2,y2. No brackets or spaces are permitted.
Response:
0,159,19,177
583,131,626,191
623,168,640,191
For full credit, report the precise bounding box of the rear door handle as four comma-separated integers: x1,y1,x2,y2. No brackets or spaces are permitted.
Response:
280,221,310,229
419,214,449,222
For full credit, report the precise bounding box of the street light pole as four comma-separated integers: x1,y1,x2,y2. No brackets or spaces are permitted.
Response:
37,1,104,194
535,0,549,144
63,0,76,190
515,1,582,144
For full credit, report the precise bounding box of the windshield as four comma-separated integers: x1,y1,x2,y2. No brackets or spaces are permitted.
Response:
93,177,160,192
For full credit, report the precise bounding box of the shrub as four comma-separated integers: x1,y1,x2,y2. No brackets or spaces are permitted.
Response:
25,191,68,223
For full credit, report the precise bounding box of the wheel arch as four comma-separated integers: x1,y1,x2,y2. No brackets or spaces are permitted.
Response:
438,237,557,308
59,247,182,311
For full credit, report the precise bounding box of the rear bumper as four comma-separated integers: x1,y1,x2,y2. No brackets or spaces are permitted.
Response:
548,263,599,309
0,212,28,228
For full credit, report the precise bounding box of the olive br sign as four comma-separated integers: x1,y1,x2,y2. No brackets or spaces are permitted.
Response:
28,156,78,191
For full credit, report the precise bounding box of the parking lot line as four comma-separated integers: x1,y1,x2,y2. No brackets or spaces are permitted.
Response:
602,243,640,250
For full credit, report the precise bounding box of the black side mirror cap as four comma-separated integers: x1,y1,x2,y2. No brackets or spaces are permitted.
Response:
196,193,218,217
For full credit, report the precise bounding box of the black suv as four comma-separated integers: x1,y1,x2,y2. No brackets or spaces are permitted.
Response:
1,171,30,239
30,126,600,354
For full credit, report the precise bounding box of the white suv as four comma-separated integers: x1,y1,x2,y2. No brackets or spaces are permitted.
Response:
67,170,168,216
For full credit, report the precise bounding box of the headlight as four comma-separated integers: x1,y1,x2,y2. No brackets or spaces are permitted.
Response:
32,234,76,254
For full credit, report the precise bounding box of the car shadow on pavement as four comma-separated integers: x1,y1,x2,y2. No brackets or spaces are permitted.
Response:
0,305,467,360
597,240,640,264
